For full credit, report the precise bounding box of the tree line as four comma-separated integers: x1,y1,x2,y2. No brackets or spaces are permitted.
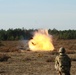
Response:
0,28,76,41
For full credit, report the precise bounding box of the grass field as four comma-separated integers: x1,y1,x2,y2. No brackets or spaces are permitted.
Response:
0,40,76,75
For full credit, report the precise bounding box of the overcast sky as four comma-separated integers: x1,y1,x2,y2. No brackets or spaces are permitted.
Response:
0,0,76,30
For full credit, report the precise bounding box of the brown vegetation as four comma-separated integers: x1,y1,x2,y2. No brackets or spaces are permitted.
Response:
0,40,76,75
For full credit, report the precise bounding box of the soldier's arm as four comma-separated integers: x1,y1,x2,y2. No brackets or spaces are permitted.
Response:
69,58,71,68
55,56,59,70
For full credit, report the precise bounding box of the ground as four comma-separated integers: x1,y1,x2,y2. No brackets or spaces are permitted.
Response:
0,40,76,75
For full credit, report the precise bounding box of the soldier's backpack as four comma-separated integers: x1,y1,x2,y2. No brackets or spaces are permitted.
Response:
58,54,71,72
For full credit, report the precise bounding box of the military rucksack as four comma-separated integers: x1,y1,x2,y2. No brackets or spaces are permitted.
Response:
58,54,71,72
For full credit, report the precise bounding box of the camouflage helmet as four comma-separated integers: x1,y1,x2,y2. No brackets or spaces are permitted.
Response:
58,47,65,53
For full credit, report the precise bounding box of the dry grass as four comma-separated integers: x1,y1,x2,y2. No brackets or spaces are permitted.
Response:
0,40,76,75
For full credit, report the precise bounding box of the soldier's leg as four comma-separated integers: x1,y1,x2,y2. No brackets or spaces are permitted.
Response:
65,72,70,75
59,71,62,75
67,72,70,75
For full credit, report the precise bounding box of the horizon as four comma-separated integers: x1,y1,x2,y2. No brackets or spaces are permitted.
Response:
0,0,76,30
0,27,76,31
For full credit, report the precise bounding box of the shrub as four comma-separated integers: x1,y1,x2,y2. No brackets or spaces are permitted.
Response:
24,57,31,61
46,57,55,62
0,54,11,62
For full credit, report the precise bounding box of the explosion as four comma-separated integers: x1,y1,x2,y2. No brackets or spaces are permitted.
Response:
28,29,54,51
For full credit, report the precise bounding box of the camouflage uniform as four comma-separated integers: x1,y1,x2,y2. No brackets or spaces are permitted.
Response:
55,47,71,75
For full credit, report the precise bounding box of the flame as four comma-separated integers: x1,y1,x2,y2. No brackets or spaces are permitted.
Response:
28,29,54,51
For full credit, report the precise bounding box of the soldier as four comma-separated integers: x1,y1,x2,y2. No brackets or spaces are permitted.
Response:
55,47,71,75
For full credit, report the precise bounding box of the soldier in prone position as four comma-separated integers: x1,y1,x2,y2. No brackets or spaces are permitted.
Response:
55,47,71,75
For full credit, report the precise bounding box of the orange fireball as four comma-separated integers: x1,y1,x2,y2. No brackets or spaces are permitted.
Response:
28,29,54,51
